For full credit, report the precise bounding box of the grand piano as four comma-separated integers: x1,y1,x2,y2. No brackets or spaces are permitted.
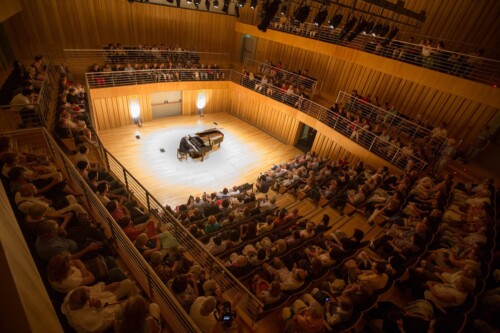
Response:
182,128,224,161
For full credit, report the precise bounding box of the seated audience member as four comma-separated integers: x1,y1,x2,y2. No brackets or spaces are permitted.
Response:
204,215,221,234
107,199,149,225
170,274,199,312
35,220,105,261
135,233,161,259
264,258,308,291
257,215,275,235
61,282,139,333
15,183,87,217
424,276,473,311
118,295,161,333
282,295,326,333
205,234,227,256
47,252,126,293
189,296,219,333
299,222,315,239
252,275,282,305
150,251,177,284
255,174,271,193
324,295,353,328
357,262,389,293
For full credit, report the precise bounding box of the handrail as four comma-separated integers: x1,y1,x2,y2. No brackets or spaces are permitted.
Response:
85,68,230,88
99,143,265,322
41,128,203,332
238,13,500,86
335,91,448,145
0,56,58,131
243,58,319,94
0,127,202,332
227,70,428,171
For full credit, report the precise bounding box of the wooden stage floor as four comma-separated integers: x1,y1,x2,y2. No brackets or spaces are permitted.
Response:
98,113,301,207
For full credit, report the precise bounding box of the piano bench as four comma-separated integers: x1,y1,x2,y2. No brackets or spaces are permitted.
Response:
177,149,188,161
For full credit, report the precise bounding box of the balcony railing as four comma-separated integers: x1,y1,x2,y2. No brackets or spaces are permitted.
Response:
243,58,319,94
0,57,58,131
63,49,233,81
335,91,448,146
93,134,264,324
228,70,428,171
85,68,428,170
238,14,500,86
85,68,230,88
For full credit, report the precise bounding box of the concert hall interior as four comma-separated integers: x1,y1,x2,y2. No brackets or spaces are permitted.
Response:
0,0,499,333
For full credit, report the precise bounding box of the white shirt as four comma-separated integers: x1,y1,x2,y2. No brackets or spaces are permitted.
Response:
11,93,34,109
189,297,217,333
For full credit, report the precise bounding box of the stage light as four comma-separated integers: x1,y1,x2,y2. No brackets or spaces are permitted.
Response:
280,4,287,15
239,0,246,7
213,0,218,7
250,0,257,9
222,0,230,13
379,23,390,37
328,13,343,29
371,22,382,36
234,2,240,17
313,9,328,27
339,15,356,40
294,5,310,23
205,0,210,10
258,0,280,32
347,17,366,41
130,99,142,127
363,20,374,35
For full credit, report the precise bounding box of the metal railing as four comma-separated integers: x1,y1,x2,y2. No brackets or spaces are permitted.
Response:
335,91,448,145
85,68,230,88
34,127,203,332
63,49,233,81
3,127,263,331
98,141,264,323
0,57,58,131
243,58,319,94
228,70,428,170
238,14,500,86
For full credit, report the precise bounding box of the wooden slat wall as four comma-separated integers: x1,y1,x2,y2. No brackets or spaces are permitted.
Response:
0,0,22,23
234,27,499,145
3,0,236,60
90,84,230,131
311,132,360,166
228,91,300,145
227,83,403,173
181,89,231,116
239,0,500,55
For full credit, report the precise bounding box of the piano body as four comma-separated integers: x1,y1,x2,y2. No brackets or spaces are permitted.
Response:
185,128,224,161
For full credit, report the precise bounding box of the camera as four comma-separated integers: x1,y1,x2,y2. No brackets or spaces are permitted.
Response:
217,302,236,328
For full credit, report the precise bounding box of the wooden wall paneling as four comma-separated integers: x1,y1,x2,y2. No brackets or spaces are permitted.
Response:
4,0,236,60
0,0,22,23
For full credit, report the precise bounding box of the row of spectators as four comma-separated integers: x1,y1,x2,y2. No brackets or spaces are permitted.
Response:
268,16,489,83
0,135,166,333
87,61,225,87
104,43,201,64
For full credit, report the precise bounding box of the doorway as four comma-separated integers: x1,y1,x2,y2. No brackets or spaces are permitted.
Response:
240,34,257,63
295,123,317,152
